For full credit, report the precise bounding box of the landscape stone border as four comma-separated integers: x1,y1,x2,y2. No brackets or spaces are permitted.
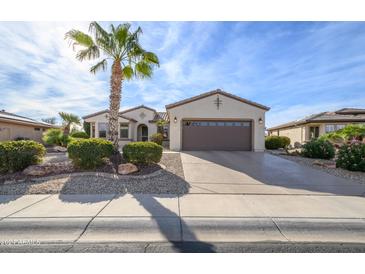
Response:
4,164,166,185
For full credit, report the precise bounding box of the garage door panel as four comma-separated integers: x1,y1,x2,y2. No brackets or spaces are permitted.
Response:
182,120,252,151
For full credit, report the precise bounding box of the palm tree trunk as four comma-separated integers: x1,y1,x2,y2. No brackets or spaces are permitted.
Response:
63,123,71,136
109,60,123,151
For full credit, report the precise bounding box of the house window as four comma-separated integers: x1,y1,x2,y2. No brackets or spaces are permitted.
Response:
91,123,95,138
119,123,129,139
325,124,346,133
98,122,108,138
34,128,41,131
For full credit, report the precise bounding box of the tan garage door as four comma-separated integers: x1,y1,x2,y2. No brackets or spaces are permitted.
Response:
182,120,252,151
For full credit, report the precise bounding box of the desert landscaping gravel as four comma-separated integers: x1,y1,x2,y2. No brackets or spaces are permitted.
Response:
0,153,189,195
272,153,365,184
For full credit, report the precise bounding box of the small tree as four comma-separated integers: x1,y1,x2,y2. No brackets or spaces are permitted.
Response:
156,119,167,135
41,117,57,125
59,112,81,136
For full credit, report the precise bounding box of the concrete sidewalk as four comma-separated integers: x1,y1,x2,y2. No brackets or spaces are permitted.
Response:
1,194,365,246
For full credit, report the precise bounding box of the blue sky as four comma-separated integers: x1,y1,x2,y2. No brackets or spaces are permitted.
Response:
0,21,364,127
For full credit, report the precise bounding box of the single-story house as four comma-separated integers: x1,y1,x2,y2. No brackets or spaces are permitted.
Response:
267,108,365,145
0,110,55,142
83,89,270,151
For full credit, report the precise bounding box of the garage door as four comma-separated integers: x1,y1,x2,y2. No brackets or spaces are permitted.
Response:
182,120,252,151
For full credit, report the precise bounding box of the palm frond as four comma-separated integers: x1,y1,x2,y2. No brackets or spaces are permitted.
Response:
122,65,134,79
89,21,110,41
76,46,100,61
58,112,81,125
90,59,108,74
114,23,130,47
142,51,160,65
135,61,153,78
65,30,95,49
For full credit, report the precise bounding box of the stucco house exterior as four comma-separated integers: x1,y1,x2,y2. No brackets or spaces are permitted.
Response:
0,110,55,142
83,89,270,152
267,108,365,146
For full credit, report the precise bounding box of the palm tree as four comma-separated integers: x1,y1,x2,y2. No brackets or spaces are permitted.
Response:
65,22,159,151
59,112,81,136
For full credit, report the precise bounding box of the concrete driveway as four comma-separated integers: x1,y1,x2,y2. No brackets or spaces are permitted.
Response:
181,151,365,196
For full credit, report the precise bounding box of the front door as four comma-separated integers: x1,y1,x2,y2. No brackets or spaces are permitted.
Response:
137,124,149,141
141,125,148,141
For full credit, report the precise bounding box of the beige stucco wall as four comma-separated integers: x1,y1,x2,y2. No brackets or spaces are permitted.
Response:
277,126,306,145
120,107,157,140
167,94,267,151
0,121,47,142
84,107,158,148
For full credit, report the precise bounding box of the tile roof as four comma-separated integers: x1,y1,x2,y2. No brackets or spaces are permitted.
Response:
268,109,365,131
0,111,55,128
165,89,270,110
82,109,137,122
150,112,169,122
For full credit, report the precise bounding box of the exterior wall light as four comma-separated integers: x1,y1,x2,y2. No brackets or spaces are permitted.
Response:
258,117,263,124
173,117,177,123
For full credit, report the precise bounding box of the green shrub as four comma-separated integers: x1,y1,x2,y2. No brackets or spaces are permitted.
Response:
301,139,335,159
83,122,91,138
279,136,290,148
336,142,365,171
70,131,89,139
42,128,71,147
339,124,365,140
67,138,113,169
0,140,46,173
123,142,163,164
265,136,291,149
320,124,365,143
319,132,345,145
150,133,163,145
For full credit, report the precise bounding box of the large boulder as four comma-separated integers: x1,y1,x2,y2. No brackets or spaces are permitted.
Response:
118,163,138,175
54,146,67,152
23,162,74,176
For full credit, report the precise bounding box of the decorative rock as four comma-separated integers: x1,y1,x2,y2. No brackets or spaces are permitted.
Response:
23,162,74,176
324,163,337,169
118,163,138,175
54,146,67,152
23,165,48,176
312,161,323,166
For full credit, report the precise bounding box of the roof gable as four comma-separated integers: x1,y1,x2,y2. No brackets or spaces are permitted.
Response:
165,89,270,111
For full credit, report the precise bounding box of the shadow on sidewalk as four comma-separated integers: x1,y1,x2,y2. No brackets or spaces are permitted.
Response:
134,194,215,253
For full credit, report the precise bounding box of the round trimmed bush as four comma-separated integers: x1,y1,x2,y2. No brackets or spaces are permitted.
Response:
71,131,89,139
0,140,46,173
150,133,163,145
279,136,290,148
265,136,291,149
336,142,365,171
67,138,113,169
301,139,335,159
122,142,163,164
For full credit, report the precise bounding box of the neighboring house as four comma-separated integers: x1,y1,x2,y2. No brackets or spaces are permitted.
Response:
0,110,55,142
83,89,270,151
267,108,365,145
